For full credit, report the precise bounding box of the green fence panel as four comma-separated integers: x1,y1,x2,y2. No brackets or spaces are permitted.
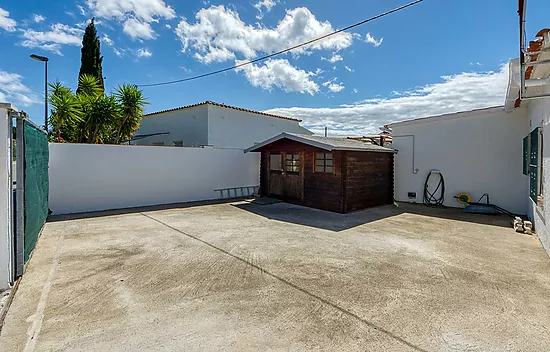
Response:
24,121,49,261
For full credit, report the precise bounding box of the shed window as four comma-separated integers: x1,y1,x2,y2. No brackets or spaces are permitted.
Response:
285,154,300,173
315,153,334,173
152,141,165,146
269,154,282,171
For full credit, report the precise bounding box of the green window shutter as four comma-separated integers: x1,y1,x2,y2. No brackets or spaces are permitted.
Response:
529,128,540,202
523,135,530,175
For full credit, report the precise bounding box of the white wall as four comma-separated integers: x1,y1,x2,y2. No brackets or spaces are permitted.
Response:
526,83,550,254
133,105,208,147
0,105,13,289
49,144,260,215
207,105,312,149
392,108,529,215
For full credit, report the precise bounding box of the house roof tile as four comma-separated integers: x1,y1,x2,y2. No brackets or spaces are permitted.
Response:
144,101,301,122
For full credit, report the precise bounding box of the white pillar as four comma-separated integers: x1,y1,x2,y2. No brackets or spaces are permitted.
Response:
0,103,15,289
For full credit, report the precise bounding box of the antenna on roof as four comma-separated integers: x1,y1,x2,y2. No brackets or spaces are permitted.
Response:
325,127,328,137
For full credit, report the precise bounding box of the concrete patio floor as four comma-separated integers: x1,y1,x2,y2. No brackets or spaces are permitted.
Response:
1,202,550,351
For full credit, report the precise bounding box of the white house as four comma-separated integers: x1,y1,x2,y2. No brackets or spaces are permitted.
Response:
388,28,550,255
133,101,312,149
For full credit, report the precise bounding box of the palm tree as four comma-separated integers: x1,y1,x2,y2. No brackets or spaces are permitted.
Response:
113,84,148,144
85,94,120,144
49,81,81,139
77,74,103,97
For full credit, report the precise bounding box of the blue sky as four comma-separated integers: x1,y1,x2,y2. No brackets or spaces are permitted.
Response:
0,0,549,135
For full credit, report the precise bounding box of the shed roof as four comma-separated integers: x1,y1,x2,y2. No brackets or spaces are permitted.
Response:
144,100,301,122
244,133,396,153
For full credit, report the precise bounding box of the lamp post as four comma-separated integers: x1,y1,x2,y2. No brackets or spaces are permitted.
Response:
30,54,49,131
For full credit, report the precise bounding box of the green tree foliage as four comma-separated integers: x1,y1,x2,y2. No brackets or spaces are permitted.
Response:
78,19,104,94
48,75,147,144
48,82,82,139
113,84,149,144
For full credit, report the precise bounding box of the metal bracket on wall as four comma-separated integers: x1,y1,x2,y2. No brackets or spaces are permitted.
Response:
392,135,419,174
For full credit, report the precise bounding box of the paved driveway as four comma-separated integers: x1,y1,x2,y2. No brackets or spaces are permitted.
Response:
1,202,550,351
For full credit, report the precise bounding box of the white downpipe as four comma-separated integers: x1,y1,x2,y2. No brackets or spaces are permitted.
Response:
505,59,521,112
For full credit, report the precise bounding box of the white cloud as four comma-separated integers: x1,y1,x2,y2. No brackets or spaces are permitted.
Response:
235,59,319,95
123,18,156,40
322,54,343,64
344,65,353,72
265,65,509,135
32,14,46,23
194,46,235,64
0,8,17,31
0,71,41,106
352,88,358,94
20,23,83,55
86,0,175,22
136,48,152,58
365,32,383,47
322,77,345,93
165,24,171,29
86,0,174,39
102,33,114,46
254,0,276,19
102,34,122,57
176,6,353,62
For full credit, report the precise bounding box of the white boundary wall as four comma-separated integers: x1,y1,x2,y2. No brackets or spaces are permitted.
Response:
49,144,260,215
0,105,13,289
391,107,529,215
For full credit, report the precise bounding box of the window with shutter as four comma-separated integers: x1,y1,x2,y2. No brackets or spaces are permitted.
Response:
529,128,541,203
523,135,530,175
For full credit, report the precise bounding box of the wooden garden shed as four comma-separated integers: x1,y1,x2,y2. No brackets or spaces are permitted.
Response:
244,133,396,213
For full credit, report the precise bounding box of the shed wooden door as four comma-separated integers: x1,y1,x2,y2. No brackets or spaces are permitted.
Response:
268,153,284,197
283,152,303,200
267,152,304,201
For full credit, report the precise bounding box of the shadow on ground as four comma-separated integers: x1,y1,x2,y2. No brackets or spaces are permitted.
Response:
234,200,512,231
47,198,251,222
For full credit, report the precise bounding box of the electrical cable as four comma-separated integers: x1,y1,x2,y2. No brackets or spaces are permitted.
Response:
137,0,424,87
423,171,445,207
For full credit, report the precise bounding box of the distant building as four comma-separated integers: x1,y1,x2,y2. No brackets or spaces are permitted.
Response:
132,101,312,149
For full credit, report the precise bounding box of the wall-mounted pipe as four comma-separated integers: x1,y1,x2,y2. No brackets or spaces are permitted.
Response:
392,135,419,174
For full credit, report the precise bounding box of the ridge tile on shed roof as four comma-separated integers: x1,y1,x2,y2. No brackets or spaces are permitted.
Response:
144,101,301,122
245,132,396,153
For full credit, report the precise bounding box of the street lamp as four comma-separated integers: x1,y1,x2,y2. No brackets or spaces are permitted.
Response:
30,54,49,131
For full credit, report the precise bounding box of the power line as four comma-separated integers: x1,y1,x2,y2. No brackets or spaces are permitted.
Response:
137,0,424,88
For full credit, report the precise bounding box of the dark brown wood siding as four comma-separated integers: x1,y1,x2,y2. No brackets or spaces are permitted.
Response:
302,151,344,213
256,139,343,212
254,138,393,213
260,152,270,196
344,152,394,212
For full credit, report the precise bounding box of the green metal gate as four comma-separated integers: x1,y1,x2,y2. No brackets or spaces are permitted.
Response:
15,118,49,272
22,120,49,261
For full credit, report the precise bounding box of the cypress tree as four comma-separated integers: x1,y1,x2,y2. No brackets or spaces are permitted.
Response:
77,18,104,94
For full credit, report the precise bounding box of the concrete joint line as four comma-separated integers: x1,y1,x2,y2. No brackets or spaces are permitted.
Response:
140,212,428,352
23,232,64,352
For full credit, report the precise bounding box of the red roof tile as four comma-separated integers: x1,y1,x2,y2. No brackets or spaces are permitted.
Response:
144,101,301,122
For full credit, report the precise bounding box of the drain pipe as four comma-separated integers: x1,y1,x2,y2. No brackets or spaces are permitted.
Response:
392,135,419,174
